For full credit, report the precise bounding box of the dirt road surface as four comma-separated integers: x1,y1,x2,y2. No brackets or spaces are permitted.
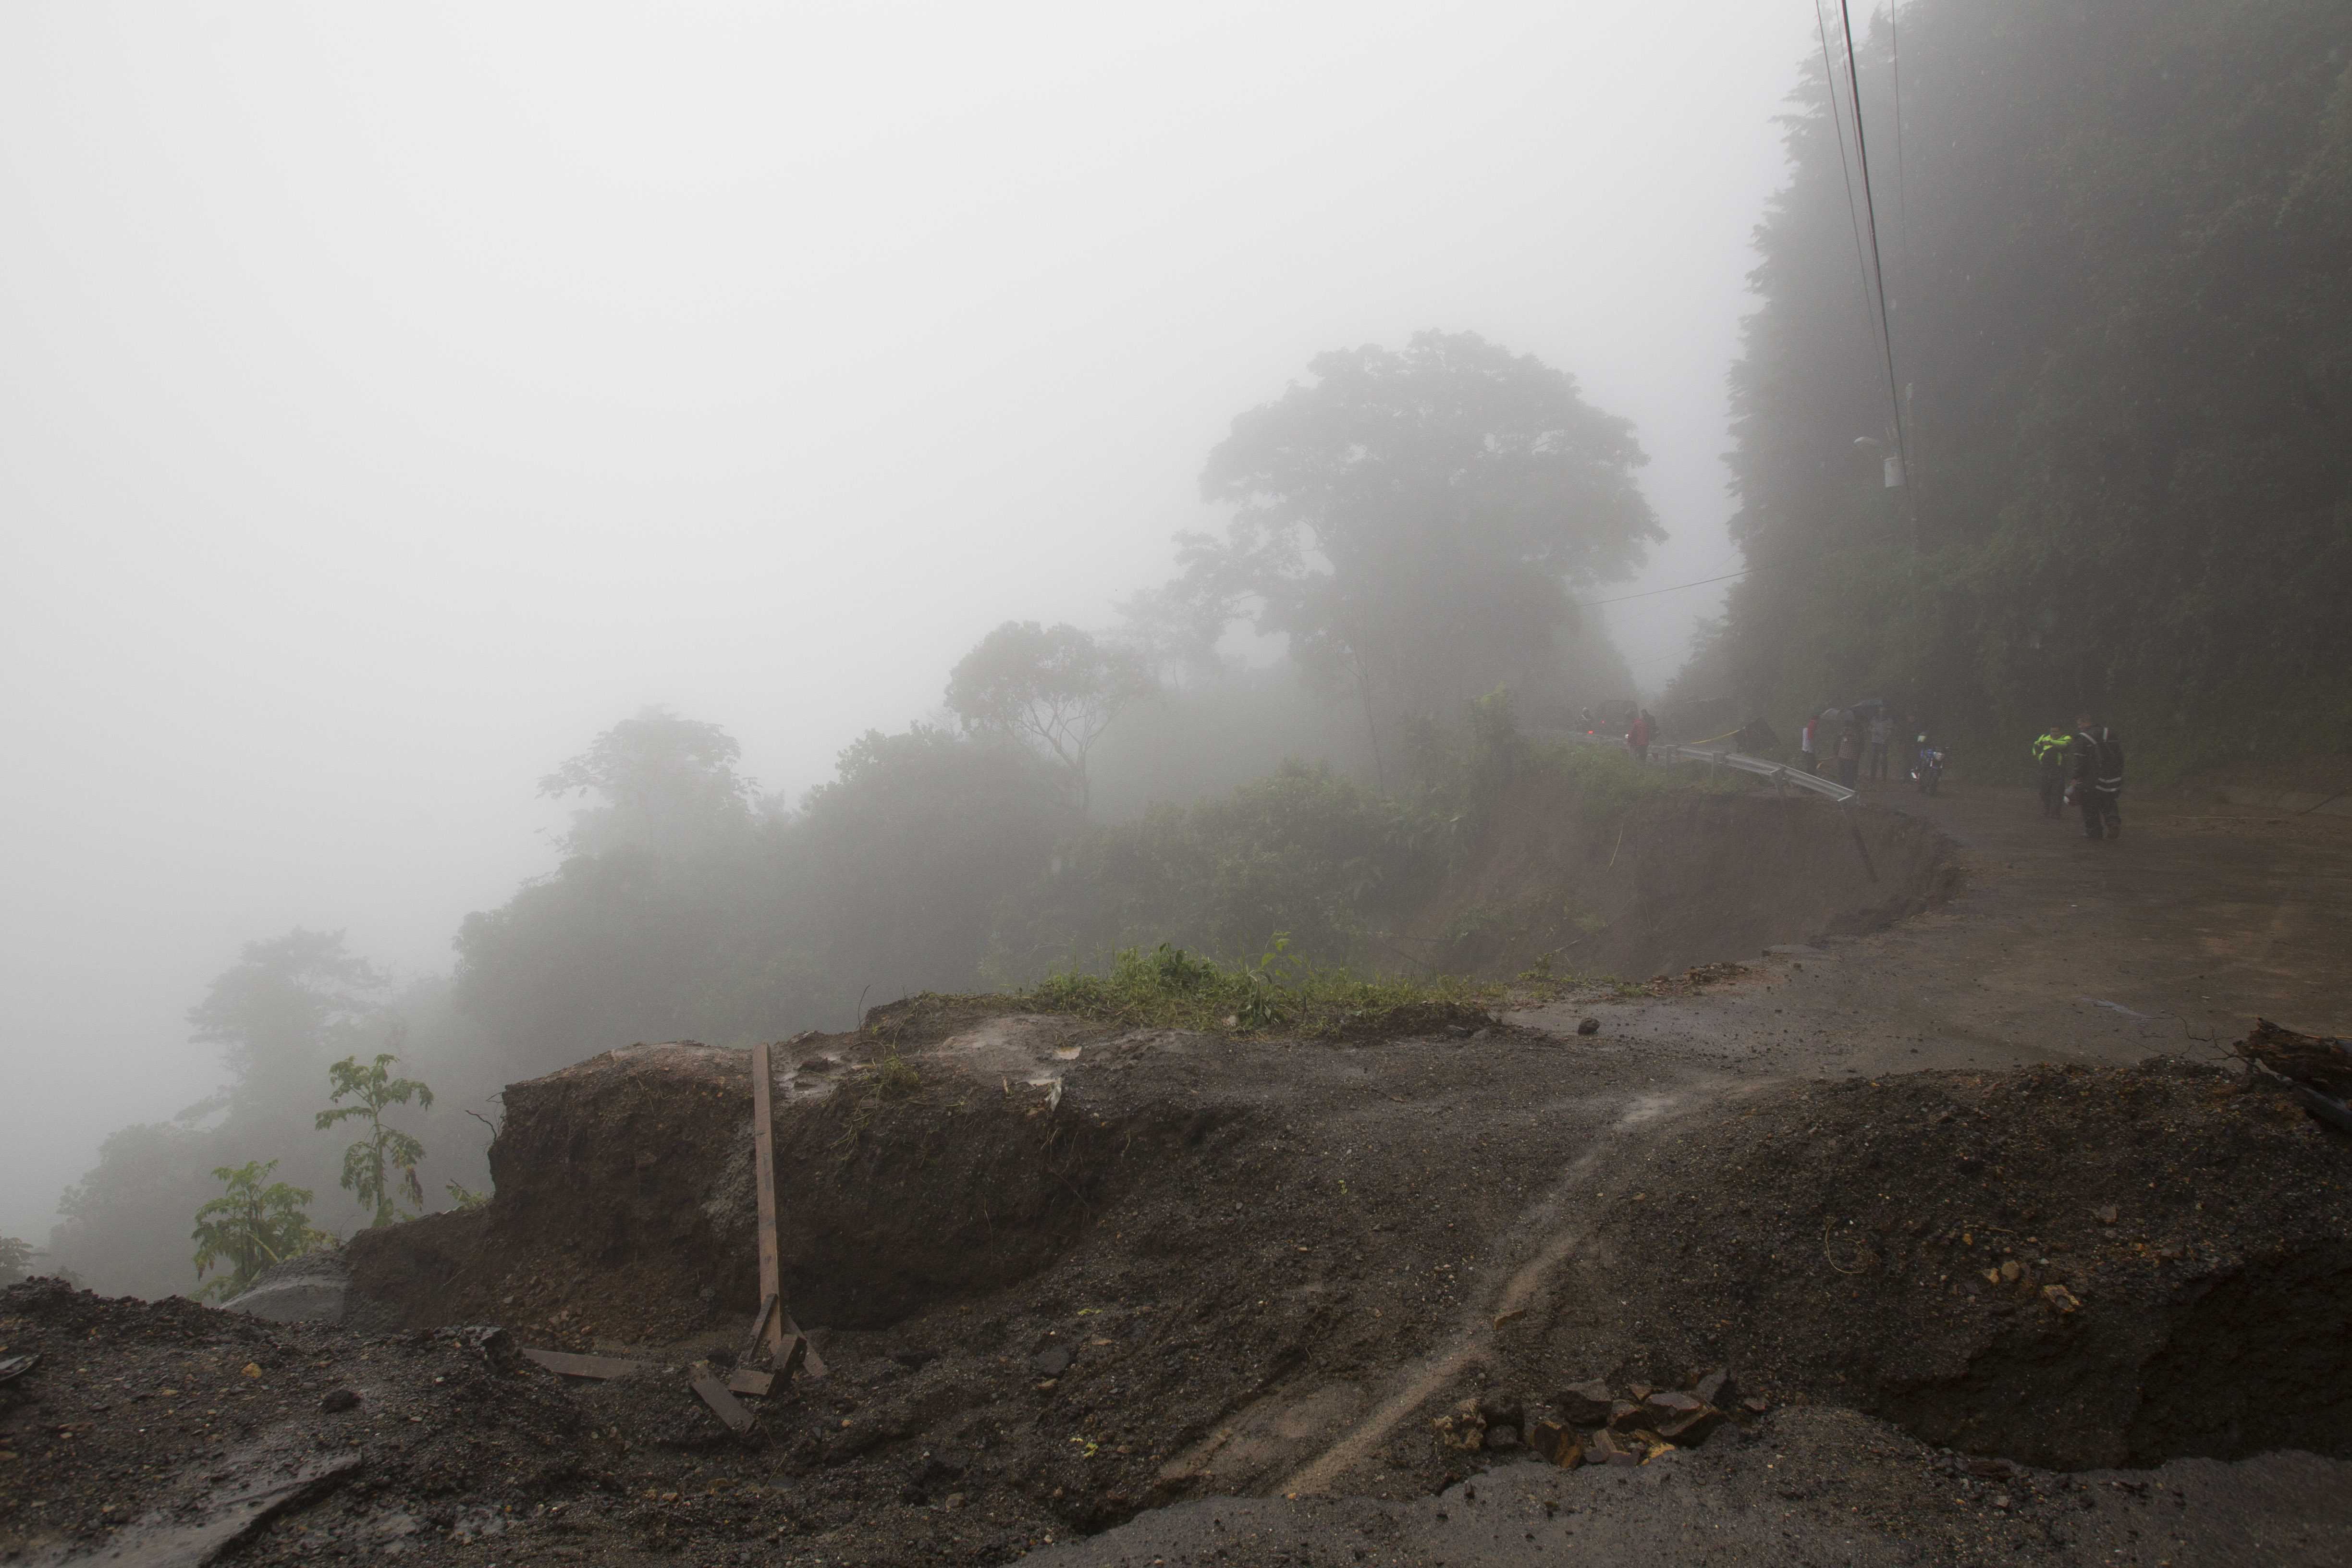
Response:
1515,780,2352,1079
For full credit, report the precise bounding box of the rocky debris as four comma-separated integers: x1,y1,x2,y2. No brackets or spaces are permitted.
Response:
1473,1375,1752,1472
1576,1017,1601,1036
1474,1387,1522,1434
1554,1378,1615,1427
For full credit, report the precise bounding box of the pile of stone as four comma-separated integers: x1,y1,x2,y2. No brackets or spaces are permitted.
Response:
1433,1370,1762,1468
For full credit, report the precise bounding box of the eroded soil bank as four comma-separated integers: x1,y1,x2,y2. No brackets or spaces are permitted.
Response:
1402,777,1955,978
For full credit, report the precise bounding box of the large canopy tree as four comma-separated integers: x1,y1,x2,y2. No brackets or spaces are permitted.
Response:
946,621,1152,816
538,706,757,859
1169,331,1659,779
186,929,385,1104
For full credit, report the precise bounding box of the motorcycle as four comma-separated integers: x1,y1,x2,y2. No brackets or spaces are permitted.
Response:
1911,736,1947,796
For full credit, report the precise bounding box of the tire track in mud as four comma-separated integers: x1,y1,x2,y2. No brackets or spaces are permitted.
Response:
1278,1086,1701,1496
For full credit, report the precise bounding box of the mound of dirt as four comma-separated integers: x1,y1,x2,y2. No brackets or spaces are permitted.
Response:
1405,774,1956,978
0,1277,591,1563
1531,1061,2352,1469
16,1024,2352,1565
347,1021,1123,1344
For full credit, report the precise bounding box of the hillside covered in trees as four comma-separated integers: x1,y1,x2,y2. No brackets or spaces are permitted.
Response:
1672,0,2351,776
37,333,1657,1296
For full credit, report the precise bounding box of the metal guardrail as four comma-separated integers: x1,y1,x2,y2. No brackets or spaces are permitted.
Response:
1640,741,1860,804
1555,729,1860,804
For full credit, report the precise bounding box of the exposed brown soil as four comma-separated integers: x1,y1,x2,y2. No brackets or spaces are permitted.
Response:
1401,778,1956,978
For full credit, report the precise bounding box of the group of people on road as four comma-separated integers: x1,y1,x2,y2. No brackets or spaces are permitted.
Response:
1774,699,2127,839
1798,707,1900,789
2034,717,2126,840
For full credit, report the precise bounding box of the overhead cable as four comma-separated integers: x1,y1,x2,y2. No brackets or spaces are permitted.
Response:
1836,0,1910,479
1813,3,1883,366
1574,568,1750,608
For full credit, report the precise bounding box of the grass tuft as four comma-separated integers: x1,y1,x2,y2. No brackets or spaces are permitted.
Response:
1021,937,1509,1040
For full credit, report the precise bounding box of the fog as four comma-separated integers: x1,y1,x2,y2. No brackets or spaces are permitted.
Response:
0,0,1812,1246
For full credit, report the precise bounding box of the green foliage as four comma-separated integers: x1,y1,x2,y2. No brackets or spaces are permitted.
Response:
444,1181,490,1210
873,1052,921,1100
1166,331,1660,770
989,760,1443,980
945,622,1153,816
0,1235,37,1286
1532,737,1684,823
1022,940,1498,1040
190,1160,324,1302
1682,0,2352,778
315,1047,434,1228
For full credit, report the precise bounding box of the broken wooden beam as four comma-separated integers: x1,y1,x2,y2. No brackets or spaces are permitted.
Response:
724,1366,776,1398
521,1348,651,1381
690,1361,756,1433
739,1293,777,1364
2236,1018,2352,1098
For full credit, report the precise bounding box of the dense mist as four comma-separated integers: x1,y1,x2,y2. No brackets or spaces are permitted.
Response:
9,0,2344,1306
1,0,1808,1272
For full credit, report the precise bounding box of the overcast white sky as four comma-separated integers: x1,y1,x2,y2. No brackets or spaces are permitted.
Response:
1,0,1817,1239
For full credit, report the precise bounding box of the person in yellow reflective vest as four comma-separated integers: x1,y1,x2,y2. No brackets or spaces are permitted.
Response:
2032,726,2073,819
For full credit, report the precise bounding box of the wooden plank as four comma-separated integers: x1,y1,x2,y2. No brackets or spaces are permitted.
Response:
522,1348,650,1381
725,1366,776,1398
750,1041,827,1380
739,1294,777,1363
777,1309,826,1381
690,1361,756,1432
750,1041,784,1355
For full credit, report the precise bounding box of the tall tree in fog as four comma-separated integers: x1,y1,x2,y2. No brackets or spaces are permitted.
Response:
187,929,385,1104
1170,331,1660,780
946,622,1153,816
538,706,757,858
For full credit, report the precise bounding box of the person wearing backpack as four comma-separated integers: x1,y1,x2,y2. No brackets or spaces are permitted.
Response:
2069,716,2125,840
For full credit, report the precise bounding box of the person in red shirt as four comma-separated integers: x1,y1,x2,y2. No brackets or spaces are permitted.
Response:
1628,709,1652,761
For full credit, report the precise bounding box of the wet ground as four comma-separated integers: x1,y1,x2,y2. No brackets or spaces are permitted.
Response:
1518,779,2352,1079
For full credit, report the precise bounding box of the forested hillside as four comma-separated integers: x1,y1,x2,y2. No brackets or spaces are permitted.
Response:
40,333,1657,1295
1674,0,2352,776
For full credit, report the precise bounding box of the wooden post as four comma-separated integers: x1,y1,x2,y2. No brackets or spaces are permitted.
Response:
750,1041,784,1357
749,1041,827,1380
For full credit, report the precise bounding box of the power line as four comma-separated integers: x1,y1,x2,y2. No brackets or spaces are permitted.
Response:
1889,0,1911,290
1574,569,1750,608
1837,0,1910,479
1813,3,1882,370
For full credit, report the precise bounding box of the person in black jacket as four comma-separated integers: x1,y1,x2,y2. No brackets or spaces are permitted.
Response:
2069,714,2124,840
